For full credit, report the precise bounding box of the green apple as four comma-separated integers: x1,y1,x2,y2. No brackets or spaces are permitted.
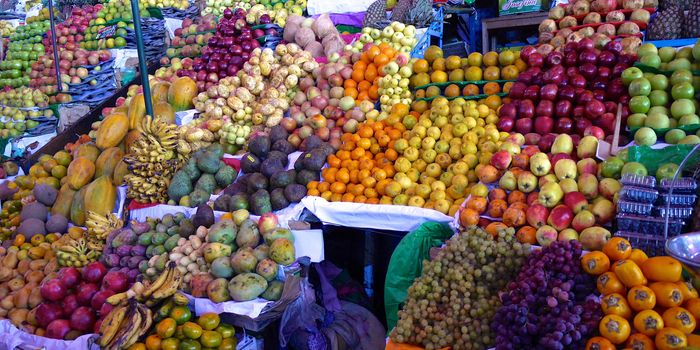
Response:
627,113,647,127
629,78,652,97
679,135,700,144
644,113,670,129
640,55,661,68
677,47,693,59
634,127,658,146
668,58,692,71
629,96,651,114
671,69,693,85
637,43,658,58
658,47,676,62
601,156,625,179
649,106,669,116
671,99,696,119
665,129,686,144
678,114,700,126
671,82,695,100
621,162,648,176
622,67,644,86
650,74,669,91
656,163,680,181
649,90,669,107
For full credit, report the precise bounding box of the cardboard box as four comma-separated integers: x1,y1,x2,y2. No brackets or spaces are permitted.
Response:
499,0,548,16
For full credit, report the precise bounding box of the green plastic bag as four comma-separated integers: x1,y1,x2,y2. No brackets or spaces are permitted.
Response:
384,221,454,334
627,144,700,175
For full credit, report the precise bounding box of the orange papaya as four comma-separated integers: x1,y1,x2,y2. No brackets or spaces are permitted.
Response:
70,186,87,226
154,101,176,124
128,93,146,130
168,76,197,111
73,143,100,163
84,175,117,216
95,147,124,179
151,81,171,105
113,160,129,185
95,112,129,150
51,184,76,218
65,157,95,190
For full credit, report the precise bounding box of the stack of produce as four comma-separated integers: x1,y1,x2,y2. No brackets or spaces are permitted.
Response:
0,10,51,88
30,262,128,339
345,43,408,108
193,44,318,129
459,133,621,251
166,144,238,207
136,309,239,349
582,238,700,349
646,0,700,40
201,0,305,25
144,208,293,303
283,14,345,58
177,8,262,90
0,235,59,334
493,240,601,349
352,21,418,54
625,42,700,146
0,87,54,138
390,226,530,349
499,41,635,142
539,0,652,50
12,184,69,247
219,130,328,214
0,160,19,180
43,5,99,52
411,47,524,96
162,15,217,63
141,0,190,10
0,21,16,37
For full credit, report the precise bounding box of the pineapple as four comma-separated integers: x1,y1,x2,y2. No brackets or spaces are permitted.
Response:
659,0,692,10
682,0,700,38
646,3,683,40
363,0,388,29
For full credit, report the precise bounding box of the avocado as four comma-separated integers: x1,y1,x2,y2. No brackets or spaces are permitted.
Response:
189,189,210,207
215,164,238,188
302,148,326,172
261,157,285,178
250,189,272,216
192,204,215,228
207,143,225,159
267,150,289,166
296,169,319,186
269,125,289,144
229,193,249,211
223,182,247,196
294,152,306,171
246,173,268,193
270,188,290,211
319,143,335,158
248,134,271,158
272,139,296,155
269,170,294,189
214,194,231,212
300,135,323,151
284,183,306,203
241,153,261,174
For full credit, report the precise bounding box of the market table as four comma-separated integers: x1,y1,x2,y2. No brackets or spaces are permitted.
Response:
480,11,548,53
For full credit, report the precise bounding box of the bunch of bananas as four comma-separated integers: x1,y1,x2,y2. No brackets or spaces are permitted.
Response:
106,261,182,307
53,228,103,267
125,115,184,203
98,300,153,350
85,210,124,240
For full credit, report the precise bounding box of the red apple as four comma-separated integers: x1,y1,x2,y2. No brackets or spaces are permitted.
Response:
516,118,533,134
490,150,513,170
526,203,550,228
547,204,574,231
564,191,589,214
534,116,554,135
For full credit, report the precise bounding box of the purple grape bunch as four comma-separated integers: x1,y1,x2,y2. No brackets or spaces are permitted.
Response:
492,240,601,350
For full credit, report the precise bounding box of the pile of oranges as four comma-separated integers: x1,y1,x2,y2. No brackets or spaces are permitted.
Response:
346,43,398,104
459,188,538,242
306,103,409,205
582,238,700,350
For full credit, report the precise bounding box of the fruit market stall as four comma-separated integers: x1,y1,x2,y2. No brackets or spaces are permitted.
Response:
1,0,700,348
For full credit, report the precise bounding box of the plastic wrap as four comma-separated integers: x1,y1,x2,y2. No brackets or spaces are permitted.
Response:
619,186,659,204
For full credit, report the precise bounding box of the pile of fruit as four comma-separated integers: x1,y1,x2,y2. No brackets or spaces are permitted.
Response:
283,14,347,58
144,208,293,303
201,0,305,25
625,42,700,146
0,11,51,88
582,237,700,349
459,133,621,251
346,43,409,108
646,0,699,40
352,21,418,55
0,21,15,37
219,130,326,214
163,15,217,63
499,41,635,142
139,310,238,350
539,0,651,49
390,226,530,349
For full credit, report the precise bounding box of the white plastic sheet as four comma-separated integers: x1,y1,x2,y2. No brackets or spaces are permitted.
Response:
301,196,454,232
0,320,99,350
306,0,376,15
164,18,183,38
194,297,273,319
